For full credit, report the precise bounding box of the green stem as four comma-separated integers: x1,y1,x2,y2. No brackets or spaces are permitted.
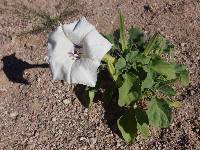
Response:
119,11,127,51
102,54,118,81
102,54,116,64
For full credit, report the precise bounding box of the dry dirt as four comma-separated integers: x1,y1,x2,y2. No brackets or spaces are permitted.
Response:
0,0,200,149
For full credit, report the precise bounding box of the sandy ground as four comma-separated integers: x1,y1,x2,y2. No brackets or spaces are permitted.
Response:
0,0,200,149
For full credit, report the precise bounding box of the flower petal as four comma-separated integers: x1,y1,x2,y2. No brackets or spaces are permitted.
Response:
48,26,75,82
62,20,78,36
63,17,95,45
70,58,100,87
82,29,112,62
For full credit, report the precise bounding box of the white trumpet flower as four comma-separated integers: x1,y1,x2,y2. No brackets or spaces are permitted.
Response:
48,17,112,87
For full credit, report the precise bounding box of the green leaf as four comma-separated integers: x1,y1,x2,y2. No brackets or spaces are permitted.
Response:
179,71,189,86
117,111,137,143
142,72,154,91
128,27,145,51
135,108,149,124
119,11,127,51
151,58,177,80
126,51,138,63
147,97,171,128
135,108,150,138
157,85,176,96
135,53,151,65
175,64,189,86
118,73,140,107
115,57,126,72
137,123,150,138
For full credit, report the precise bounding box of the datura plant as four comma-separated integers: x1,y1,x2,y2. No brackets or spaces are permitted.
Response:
48,12,189,143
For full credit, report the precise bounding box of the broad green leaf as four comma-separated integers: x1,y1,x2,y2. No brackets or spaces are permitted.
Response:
175,64,189,86
135,108,149,124
142,72,154,91
135,53,151,65
151,58,177,80
126,51,138,63
137,123,150,138
118,73,140,107
128,27,145,51
135,108,150,138
147,97,171,128
117,111,137,143
115,57,126,72
157,85,176,96
119,11,127,51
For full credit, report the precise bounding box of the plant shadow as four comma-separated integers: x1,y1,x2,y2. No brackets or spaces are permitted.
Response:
74,71,125,138
1,53,48,84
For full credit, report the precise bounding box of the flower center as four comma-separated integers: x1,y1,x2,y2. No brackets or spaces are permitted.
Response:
68,44,82,60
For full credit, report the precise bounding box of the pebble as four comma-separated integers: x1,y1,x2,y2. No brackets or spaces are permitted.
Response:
52,117,57,122
80,137,86,141
63,99,71,105
84,108,88,114
117,142,121,148
90,137,97,145
10,112,18,119
59,129,63,134
190,90,195,96
44,56,49,63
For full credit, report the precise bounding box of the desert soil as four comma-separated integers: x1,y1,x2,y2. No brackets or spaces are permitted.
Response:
0,0,200,149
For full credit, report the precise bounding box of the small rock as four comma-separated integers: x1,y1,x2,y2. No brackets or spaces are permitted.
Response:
52,117,57,122
44,56,49,63
190,90,195,96
117,142,121,148
63,99,71,105
80,137,85,141
59,129,63,134
10,112,18,119
84,108,88,114
90,137,97,145
180,43,187,47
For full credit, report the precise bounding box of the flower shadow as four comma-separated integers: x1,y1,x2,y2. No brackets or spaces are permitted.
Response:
1,53,49,84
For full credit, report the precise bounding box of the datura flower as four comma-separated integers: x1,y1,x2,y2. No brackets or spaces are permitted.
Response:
48,17,112,87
